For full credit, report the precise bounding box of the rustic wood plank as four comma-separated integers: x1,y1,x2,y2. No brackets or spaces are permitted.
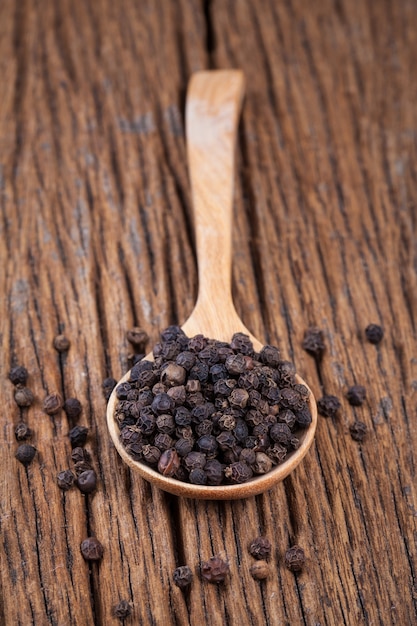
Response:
1,0,416,624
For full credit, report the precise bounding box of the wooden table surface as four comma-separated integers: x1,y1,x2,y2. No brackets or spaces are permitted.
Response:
1,1,417,624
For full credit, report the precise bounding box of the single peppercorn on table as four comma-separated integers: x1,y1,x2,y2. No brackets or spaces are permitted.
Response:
1,1,417,625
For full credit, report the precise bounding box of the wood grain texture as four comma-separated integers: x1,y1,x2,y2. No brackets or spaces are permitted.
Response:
1,0,416,625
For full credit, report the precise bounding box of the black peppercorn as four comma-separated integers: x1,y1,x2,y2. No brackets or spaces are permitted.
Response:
57,469,75,491
74,460,93,476
176,350,197,371
174,406,192,427
189,467,208,484
195,420,213,437
43,393,63,415
259,345,280,368
188,362,209,383
8,365,29,386
285,545,305,572
252,452,273,474
116,382,132,400
250,560,270,580
213,378,236,397
80,537,104,561
15,444,36,466
209,363,228,382
69,425,89,448
267,443,287,464
167,385,187,406
365,323,384,344
218,414,236,431
14,422,32,441
151,393,175,415
161,364,186,387
157,449,180,476
137,408,156,435
349,421,367,442
188,334,207,353
126,327,149,348
102,377,117,401
277,361,296,385
294,406,312,428
113,599,133,620
346,385,366,406
154,432,175,451
130,359,153,378
278,409,296,429
224,461,253,483
269,422,292,446
229,388,249,409
201,556,230,583
14,387,35,408
197,435,218,457
53,334,71,352
77,469,97,494
317,394,341,418
230,332,254,356
142,445,161,465
156,413,176,434
173,565,193,589
175,437,194,457
248,536,272,560
204,459,223,485
225,353,247,375
302,327,325,358
161,325,186,343
63,397,82,421
183,451,206,470
239,448,256,465
71,446,88,463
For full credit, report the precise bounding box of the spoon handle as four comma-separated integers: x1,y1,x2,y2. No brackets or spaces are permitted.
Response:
185,70,245,326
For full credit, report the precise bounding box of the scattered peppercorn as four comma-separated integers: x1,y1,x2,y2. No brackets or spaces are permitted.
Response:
113,600,132,620
248,537,272,560
14,387,35,408
15,444,36,466
77,469,97,494
69,425,89,448
365,324,384,345
53,334,71,352
249,560,270,580
173,565,193,589
349,421,367,442
43,393,63,415
63,397,82,421
126,327,149,348
285,545,305,572
346,385,366,406
317,395,341,418
14,422,32,441
57,469,75,491
201,555,230,583
114,328,313,486
71,446,89,463
80,537,104,561
8,366,29,386
302,327,325,358
113,599,133,620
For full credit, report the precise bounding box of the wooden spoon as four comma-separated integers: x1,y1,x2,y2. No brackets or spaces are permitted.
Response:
107,70,317,499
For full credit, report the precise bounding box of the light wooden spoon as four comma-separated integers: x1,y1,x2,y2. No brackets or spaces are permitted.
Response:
107,70,317,499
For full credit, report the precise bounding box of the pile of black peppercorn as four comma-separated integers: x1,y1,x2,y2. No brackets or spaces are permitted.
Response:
113,326,313,486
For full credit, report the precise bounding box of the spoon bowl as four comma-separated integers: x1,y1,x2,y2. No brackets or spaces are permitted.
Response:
107,70,317,499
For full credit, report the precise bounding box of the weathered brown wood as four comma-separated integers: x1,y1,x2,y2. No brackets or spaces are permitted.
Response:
1,0,416,625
